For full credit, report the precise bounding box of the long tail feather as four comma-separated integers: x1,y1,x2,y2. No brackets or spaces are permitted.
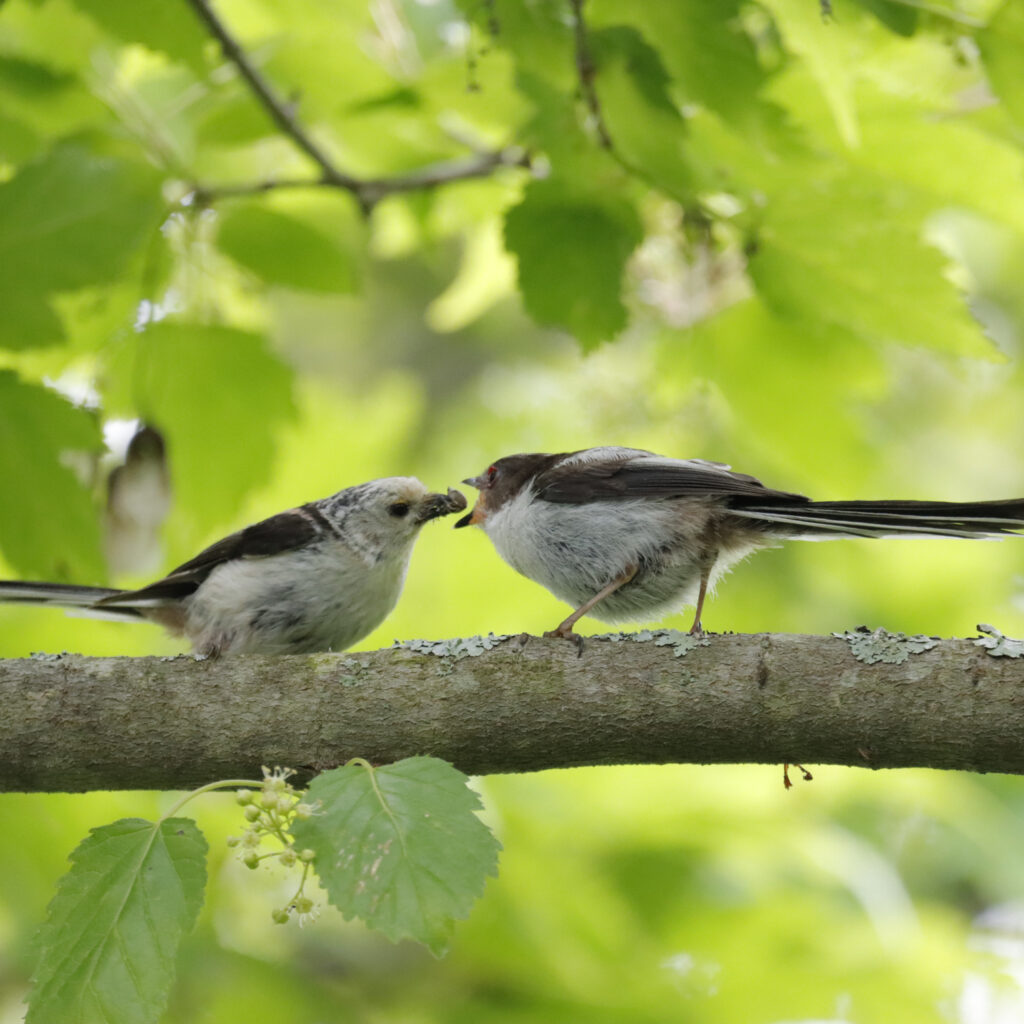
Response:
729,498,1024,539
0,581,144,621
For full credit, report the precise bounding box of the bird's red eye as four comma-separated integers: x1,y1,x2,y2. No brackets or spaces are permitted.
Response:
487,465,497,482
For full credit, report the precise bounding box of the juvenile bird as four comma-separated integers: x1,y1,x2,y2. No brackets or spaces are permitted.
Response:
1,478,466,656
455,446,1024,641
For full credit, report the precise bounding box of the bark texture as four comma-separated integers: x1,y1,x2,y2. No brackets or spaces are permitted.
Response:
2,631,1022,792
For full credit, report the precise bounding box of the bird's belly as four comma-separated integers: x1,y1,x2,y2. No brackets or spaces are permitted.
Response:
184,547,405,655
485,495,715,624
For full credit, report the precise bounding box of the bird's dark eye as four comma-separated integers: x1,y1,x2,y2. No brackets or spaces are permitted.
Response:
487,465,497,482
388,502,410,518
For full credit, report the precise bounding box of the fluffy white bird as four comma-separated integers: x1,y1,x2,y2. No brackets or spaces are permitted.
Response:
456,446,1024,640
1,478,466,656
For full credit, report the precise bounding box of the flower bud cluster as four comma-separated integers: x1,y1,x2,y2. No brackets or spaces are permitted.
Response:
225,765,320,925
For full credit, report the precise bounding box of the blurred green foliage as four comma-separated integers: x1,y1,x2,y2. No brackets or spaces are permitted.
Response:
2,0,1024,1019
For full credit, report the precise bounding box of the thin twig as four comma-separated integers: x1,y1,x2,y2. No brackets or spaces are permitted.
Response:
568,0,613,150
190,146,530,207
356,147,531,205
183,0,529,212
184,0,360,190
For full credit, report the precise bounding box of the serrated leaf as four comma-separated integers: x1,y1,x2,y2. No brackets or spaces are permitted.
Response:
750,172,991,356
217,204,358,294
504,179,643,349
28,817,207,1024
291,758,500,956
0,371,105,580
104,323,296,533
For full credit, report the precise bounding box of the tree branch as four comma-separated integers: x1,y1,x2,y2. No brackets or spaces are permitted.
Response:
184,0,359,190
184,0,530,211
2,631,1022,793
190,148,531,207
569,0,613,150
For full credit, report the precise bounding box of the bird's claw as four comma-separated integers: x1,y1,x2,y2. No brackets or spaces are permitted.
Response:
543,627,586,657
782,763,813,789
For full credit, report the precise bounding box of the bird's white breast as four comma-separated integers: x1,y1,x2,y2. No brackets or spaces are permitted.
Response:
183,536,414,655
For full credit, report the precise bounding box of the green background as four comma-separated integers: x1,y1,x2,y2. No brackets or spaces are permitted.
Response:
2,0,1024,1019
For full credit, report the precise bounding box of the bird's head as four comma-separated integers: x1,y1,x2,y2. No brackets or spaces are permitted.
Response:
455,453,560,528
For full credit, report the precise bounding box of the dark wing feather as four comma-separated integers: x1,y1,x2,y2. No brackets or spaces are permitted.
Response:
533,457,809,504
98,505,324,606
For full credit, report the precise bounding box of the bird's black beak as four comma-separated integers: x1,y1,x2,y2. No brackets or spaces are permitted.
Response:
416,488,467,524
455,471,490,527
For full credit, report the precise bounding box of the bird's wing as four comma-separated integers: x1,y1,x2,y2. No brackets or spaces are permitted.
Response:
97,504,328,607
533,454,808,504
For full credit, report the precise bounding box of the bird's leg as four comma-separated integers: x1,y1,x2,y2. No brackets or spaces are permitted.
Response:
688,558,715,635
545,565,638,648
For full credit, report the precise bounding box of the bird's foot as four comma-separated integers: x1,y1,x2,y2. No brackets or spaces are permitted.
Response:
543,627,586,656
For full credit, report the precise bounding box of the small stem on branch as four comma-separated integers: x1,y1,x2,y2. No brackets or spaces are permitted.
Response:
569,0,613,150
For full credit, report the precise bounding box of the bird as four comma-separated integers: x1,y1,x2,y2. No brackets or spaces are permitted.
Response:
104,423,172,577
1,478,466,656
455,446,1024,641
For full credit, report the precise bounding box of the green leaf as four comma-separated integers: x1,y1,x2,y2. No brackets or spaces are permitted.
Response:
850,0,918,36
504,179,643,349
217,205,359,294
28,817,207,1024
761,0,860,146
0,109,43,164
0,146,163,349
0,289,63,349
104,323,296,535
750,171,992,356
587,25,696,200
68,0,210,73
291,758,500,956
0,145,163,294
979,0,1024,128
0,371,105,580
610,0,789,145
0,53,107,145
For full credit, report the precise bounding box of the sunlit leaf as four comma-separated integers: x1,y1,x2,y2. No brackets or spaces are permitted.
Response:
68,0,210,72
0,146,162,294
610,0,790,146
28,817,207,1024
0,371,104,580
291,758,500,956
104,323,296,537
216,204,358,294
761,0,860,146
0,289,63,349
587,25,697,200
750,171,992,356
504,178,643,349
0,146,162,350
979,0,1024,129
